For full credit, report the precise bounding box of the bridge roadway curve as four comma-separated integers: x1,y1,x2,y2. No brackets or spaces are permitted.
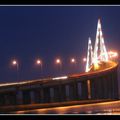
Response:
0,61,119,114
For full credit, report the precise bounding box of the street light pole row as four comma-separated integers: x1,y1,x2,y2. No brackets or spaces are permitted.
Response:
12,58,81,69
11,57,87,82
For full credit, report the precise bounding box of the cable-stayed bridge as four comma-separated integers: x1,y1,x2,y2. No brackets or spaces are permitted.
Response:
0,19,119,114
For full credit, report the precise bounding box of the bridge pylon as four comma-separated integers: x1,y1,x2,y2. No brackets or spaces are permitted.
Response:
93,19,108,64
85,37,93,72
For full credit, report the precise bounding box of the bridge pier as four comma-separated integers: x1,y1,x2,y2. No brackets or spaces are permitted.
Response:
90,79,96,99
69,82,78,101
43,87,51,103
111,69,119,99
3,92,16,106
22,90,31,104
106,74,113,99
81,81,88,100
39,87,44,103
100,77,106,99
90,78,104,99
4,95,9,105
30,90,35,104
0,93,5,106
103,77,108,99
60,84,67,102
87,80,91,99
77,82,82,100
96,77,103,99
34,89,41,103
50,87,54,102
52,86,61,102
16,90,23,105
65,84,70,101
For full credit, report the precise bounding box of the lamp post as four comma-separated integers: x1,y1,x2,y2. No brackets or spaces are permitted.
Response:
55,58,62,73
36,59,43,78
70,58,76,65
36,59,42,70
12,59,19,81
70,58,76,73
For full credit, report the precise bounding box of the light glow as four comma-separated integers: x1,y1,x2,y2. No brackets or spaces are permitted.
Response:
36,59,42,65
83,57,87,62
108,51,118,58
94,62,99,70
85,37,93,72
56,58,61,64
52,76,68,80
12,60,17,65
71,58,75,63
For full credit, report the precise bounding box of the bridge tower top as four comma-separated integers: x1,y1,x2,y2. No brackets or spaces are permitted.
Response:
93,19,108,64
85,37,93,72
85,19,109,72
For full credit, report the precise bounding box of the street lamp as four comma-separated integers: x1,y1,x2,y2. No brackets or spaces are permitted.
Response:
36,59,42,71
70,58,76,63
12,59,19,81
56,58,61,64
70,58,77,73
55,58,62,71
83,57,87,62
12,59,19,70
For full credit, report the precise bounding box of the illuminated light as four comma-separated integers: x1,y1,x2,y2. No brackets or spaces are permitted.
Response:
108,51,113,55
94,19,108,65
36,59,42,64
0,80,31,87
85,37,93,72
87,80,91,99
86,68,90,72
100,31,103,36
52,76,68,80
0,78,49,87
94,62,99,70
0,82,18,87
98,19,101,29
89,39,91,44
83,57,87,62
71,58,75,63
56,58,61,64
0,79,53,87
12,60,17,65
108,51,118,58
114,53,118,57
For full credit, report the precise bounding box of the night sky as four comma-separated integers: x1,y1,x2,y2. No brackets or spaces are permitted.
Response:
0,6,120,83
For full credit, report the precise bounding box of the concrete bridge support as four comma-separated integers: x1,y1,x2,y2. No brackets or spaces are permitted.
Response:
0,63,118,107
16,90,23,105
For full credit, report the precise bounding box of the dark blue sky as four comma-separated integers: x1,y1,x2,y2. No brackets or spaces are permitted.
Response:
0,6,120,83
